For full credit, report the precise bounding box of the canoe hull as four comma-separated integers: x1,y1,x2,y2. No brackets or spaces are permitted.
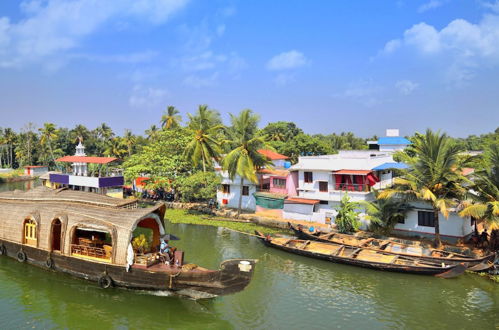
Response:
289,224,495,266
256,234,461,276
0,239,256,298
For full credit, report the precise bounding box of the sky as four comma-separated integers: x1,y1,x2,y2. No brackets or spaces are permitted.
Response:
0,0,498,138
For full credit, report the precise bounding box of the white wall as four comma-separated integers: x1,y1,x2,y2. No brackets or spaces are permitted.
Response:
379,145,407,152
394,207,474,239
217,182,256,212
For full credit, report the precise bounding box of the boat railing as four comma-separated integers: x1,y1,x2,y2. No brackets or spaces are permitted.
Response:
71,244,112,261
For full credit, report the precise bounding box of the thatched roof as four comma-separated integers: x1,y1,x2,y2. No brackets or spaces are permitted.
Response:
0,186,136,208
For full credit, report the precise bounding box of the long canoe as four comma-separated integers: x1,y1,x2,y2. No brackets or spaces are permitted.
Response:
255,231,466,278
288,223,495,267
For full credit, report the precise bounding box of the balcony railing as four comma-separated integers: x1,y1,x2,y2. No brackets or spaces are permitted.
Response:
332,183,370,192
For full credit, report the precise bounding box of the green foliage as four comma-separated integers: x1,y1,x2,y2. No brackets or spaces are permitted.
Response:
378,129,468,246
335,194,361,233
184,105,224,172
260,121,303,142
161,105,182,129
165,209,288,235
459,143,499,226
361,191,411,235
132,234,151,254
177,171,221,202
278,133,334,163
123,128,193,190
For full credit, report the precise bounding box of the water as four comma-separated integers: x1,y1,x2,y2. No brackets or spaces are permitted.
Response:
0,182,498,329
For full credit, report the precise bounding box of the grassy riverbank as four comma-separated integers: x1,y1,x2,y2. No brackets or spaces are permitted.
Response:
164,209,291,236
0,169,29,183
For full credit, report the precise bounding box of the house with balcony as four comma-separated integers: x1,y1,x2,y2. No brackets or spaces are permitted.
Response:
41,141,125,199
216,149,297,212
283,150,404,223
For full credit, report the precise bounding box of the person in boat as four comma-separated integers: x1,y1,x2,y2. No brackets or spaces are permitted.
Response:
480,229,489,248
159,238,171,264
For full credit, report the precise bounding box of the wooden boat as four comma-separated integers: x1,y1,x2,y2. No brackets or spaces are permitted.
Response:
255,231,466,277
289,223,495,267
0,187,256,299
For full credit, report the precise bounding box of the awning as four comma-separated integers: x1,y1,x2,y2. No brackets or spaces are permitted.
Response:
333,170,372,175
284,197,320,205
371,162,409,171
56,156,118,164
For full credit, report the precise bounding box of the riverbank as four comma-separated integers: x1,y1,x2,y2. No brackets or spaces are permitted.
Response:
165,209,291,236
0,169,34,184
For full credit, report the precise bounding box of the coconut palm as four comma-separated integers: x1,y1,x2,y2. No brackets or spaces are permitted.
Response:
70,124,90,143
361,191,411,235
123,129,136,157
459,143,499,227
378,129,467,247
222,109,272,215
184,105,224,172
161,106,182,130
3,128,16,168
39,123,60,169
145,125,159,140
95,123,114,140
104,138,127,159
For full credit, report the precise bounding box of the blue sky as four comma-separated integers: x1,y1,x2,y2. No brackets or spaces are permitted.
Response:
0,0,498,137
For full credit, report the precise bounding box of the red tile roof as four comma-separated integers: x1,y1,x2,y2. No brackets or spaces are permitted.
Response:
334,169,372,175
258,149,288,160
56,156,118,164
258,168,290,177
285,197,320,205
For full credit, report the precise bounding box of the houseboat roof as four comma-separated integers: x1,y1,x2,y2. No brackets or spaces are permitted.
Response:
56,156,118,164
0,186,136,208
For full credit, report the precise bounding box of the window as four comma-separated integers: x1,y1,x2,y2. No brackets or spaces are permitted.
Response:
24,219,37,246
319,200,329,205
319,181,328,192
222,184,230,194
304,172,313,183
418,211,435,227
273,178,286,188
242,186,249,196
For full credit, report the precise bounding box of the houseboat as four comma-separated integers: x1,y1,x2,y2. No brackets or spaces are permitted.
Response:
0,186,256,298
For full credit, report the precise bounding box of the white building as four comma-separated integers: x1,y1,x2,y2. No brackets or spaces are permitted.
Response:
367,129,411,152
24,165,49,177
284,150,400,223
216,149,292,212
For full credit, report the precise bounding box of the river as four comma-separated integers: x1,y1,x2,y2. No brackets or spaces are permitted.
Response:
0,181,497,329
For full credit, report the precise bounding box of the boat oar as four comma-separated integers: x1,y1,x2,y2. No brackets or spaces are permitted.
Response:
435,263,467,279
467,261,494,272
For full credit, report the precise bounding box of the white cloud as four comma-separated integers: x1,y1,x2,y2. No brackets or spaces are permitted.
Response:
418,0,443,13
73,50,159,64
0,0,188,68
266,50,309,71
183,72,219,88
381,12,499,84
129,85,170,108
482,1,499,13
395,80,419,95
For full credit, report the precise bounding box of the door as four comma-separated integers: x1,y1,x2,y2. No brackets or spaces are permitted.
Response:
51,219,62,251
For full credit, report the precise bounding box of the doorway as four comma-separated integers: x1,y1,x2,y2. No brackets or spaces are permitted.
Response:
51,219,62,252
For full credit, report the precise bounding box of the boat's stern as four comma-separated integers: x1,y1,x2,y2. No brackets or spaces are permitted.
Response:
216,258,258,295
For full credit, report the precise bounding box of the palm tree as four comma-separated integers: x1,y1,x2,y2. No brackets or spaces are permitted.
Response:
70,124,90,143
184,105,224,172
39,123,60,169
145,125,159,140
95,123,114,140
161,106,182,130
123,129,136,157
378,129,467,247
222,109,272,215
104,138,127,159
361,191,411,235
459,143,499,227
